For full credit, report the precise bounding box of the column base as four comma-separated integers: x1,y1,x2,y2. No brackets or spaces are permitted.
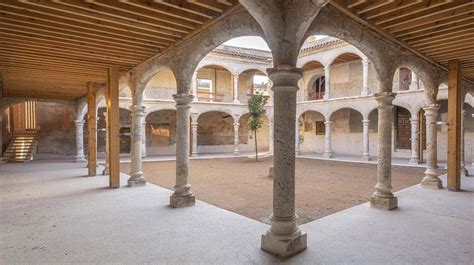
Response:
127,176,146,187
191,152,198,157
370,194,398,210
233,100,241,104
361,155,371,161
409,158,420,165
421,176,442,189
460,167,469,177
102,167,109,176
323,152,333,159
268,166,274,178
75,157,86,163
170,194,195,208
261,232,307,258
234,151,240,156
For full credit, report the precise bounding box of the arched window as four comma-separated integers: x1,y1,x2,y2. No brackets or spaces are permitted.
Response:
309,76,325,100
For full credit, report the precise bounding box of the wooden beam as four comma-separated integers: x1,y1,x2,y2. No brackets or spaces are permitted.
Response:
107,66,120,188
87,83,97,176
447,60,461,191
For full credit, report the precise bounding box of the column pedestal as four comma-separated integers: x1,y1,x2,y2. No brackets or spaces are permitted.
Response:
128,105,146,187
421,104,442,189
170,94,195,208
370,93,397,210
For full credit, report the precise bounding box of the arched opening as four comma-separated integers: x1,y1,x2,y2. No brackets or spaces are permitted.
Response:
238,113,270,152
197,111,234,154
2,101,76,161
196,65,233,103
302,60,325,101
328,53,364,98
95,107,131,155
392,67,425,92
330,108,364,155
145,109,177,156
238,69,269,104
298,110,325,154
144,70,177,100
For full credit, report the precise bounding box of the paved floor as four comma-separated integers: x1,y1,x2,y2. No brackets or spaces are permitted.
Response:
0,160,473,264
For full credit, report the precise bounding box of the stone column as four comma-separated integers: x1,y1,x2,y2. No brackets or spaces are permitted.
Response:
170,94,195,208
141,122,147,158
268,119,274,154
362,59,370,96
421,104,442,189
295,120,301,155
323,120,333,158
233,75,240,103
128,105,146,187
191,120,198,157
191,72,198,102
472,113,474,169
409,116,420,164
362,119,370,161
370,92,398,210
0,114,3,158
460,110,469,176
261,65,305,256
74,120,86,162
233,118,240,156
102,112,109,175
409,71,419,91
324,65,330,99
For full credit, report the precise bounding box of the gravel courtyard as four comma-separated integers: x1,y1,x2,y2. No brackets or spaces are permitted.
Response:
121,157,434,225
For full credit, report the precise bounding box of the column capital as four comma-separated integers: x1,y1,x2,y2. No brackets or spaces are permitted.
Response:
191,121,198,127
362,119,370,125
268,65,302,92
362,59,369,66
233,122,240,128
173,94,193,106
374,92,396,106
129,105,146,117
423,104,440,115
409,118,419,124
324,121,332,126
233,75,239,81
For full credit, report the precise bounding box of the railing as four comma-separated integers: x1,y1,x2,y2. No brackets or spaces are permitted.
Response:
197,91,226,102
308,92,325,100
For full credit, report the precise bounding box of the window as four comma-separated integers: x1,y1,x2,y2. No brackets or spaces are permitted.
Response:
308,76,325,100
197,79,213,102
315,121,325,135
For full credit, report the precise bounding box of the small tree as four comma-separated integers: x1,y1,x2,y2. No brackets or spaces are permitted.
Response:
247,93,266,162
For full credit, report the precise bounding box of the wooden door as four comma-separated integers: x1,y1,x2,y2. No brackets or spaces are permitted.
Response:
396,107,411,150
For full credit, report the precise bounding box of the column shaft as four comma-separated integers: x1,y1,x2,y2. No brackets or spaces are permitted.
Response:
74,120,86,162
128,105,146,187
142,122,147,158
191,121,198,157
370,93,398,210
268,120,274,154
264,65,302,246
233,120,240,156
233,76,240,103
324,65,330,99
362,60,369,96
170,94,195,208
323,121,332,158
362,119,370,161
192,73,198,101
409,117,420,164
295,121,300,155
102,112,109,176
421,104,442,189
460,110,469,176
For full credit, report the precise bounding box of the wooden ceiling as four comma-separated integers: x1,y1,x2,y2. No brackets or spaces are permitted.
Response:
331,0,474,81
0,0,238,99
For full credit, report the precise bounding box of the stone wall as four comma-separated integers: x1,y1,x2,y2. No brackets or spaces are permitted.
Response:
35,102,76,156
144,70,177,100
145,110,177,156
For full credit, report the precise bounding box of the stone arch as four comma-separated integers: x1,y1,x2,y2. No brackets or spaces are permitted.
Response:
307,5,398,92
238,68,270,103
196,62,238,76
196,64,235,103
196,109,235,122
196,111,236,153
143,69,177,101
238,112,270,152
329,107,363,122
145,109,177,156
327,52,364,67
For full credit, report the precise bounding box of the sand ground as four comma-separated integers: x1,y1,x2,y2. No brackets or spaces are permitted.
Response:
121,157,436,225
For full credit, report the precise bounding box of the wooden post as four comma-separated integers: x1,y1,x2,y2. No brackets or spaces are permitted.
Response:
447,60,461,191
87,83,97,176
107,66,120,188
